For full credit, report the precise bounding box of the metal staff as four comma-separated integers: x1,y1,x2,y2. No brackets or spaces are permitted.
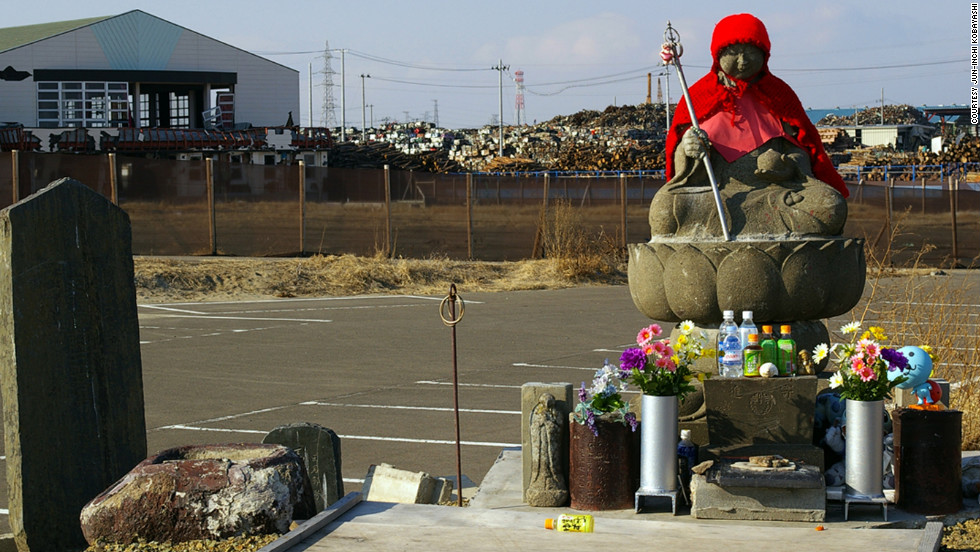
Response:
663,21,732,241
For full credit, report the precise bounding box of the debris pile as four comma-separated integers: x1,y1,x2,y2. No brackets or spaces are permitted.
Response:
335,104,669,173
817,104,932,126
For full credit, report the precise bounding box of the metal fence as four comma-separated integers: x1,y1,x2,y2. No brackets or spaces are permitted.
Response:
0,151,976,266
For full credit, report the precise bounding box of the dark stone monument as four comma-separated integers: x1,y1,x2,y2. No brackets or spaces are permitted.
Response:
701,376,823,469
0,178,147,551
263,422,344,511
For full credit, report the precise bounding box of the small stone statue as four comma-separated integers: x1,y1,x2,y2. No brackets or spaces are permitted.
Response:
525,393,569,507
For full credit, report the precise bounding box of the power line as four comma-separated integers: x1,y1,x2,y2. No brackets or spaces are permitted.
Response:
347,49,488,72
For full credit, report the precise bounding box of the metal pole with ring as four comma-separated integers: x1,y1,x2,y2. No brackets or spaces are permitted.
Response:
440,284,465,506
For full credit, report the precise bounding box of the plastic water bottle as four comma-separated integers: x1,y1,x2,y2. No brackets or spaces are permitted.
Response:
739,310,757,350
717,310,742,378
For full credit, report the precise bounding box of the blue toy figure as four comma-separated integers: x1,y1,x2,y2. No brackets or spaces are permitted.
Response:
887,345,943,409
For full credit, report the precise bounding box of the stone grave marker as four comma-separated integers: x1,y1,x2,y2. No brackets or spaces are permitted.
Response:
263,422,344,511
0,178,147,551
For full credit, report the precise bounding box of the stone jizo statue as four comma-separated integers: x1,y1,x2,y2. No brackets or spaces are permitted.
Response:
652,13,849,239
525,393,569,507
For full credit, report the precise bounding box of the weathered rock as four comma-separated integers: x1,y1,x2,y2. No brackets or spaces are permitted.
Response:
79,443,316,545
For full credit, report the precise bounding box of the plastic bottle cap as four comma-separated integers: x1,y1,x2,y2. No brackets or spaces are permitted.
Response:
748,333,759,343
545,518,555,530
762,325,773,332
742,310,753,319
723,310,734,317
780,324,791,333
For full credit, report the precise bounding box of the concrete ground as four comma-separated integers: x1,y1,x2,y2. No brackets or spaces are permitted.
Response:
0,270,976,546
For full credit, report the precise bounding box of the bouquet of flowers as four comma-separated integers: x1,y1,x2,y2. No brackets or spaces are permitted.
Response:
620,321,708,400
572,359,637,436
814,322,908,401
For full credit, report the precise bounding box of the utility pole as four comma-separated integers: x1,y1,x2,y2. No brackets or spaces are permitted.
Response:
880,88,885,125
340,49,347,141
432,99,439,128
360,74,370,142
492,59,508,157
308,61,313,126
367,104,374,128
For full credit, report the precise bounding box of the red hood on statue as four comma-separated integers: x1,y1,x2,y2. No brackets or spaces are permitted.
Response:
664,13,849,198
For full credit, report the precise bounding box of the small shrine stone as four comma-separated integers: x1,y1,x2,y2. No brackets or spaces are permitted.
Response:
525,393,569,507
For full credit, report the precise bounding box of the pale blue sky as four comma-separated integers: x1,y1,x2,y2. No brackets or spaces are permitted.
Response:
4,1,968,129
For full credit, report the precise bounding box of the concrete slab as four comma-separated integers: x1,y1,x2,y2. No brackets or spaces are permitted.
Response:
266,449,973,552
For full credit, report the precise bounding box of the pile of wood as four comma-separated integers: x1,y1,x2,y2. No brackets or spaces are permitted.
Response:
483,156,546,173
328,142,463,173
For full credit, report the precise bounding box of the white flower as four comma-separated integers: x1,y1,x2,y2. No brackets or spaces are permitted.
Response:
812,343,829,363
829,371,844,388
840,321,861,335
679,320,695,335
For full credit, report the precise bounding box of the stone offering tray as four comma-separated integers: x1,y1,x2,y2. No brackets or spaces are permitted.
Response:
692,459,825,522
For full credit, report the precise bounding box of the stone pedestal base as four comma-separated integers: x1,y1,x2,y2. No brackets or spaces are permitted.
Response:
691,461,825,522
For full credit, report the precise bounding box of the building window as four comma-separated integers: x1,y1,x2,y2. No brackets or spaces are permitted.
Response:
168,92,190,128
36,81,130,128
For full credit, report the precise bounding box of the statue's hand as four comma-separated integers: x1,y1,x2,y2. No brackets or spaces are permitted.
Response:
681,128,710,159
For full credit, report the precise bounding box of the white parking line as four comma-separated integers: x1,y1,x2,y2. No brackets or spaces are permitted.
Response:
416,381,522,389
301,401,520,415
146,314,332,323
512,362,598,371
159,424,517,447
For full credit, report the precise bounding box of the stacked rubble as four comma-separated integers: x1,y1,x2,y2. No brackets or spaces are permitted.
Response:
817,104,932,127
326,103,975,176
331,104,668,173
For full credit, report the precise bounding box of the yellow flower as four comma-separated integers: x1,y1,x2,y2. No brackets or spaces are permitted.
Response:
868,326,887,341
676,334,689,346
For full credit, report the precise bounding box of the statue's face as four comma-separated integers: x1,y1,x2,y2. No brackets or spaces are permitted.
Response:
718,43,765,80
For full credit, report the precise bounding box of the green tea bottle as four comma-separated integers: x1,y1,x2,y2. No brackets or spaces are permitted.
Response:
743,333,763,377
760,325,777,365
776,324,797,376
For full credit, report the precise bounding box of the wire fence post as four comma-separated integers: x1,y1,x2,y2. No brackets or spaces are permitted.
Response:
384,164,392,257
620,172,627,249
11,150,19,204
108,152,118,205
950,175,959,267
207,157,216,256
466,173,473,259
299,160,306,255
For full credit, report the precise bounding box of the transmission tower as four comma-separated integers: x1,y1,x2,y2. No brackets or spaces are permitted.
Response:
321,41,338,128
514,70,526,126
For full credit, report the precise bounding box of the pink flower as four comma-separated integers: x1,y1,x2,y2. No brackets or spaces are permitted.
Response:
642,343,655,356
637,324,662,346
663,345,675,358
655,356,676,372
858,339,879,360
856,364,877,382
652,341,668,355
850,355,865,372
